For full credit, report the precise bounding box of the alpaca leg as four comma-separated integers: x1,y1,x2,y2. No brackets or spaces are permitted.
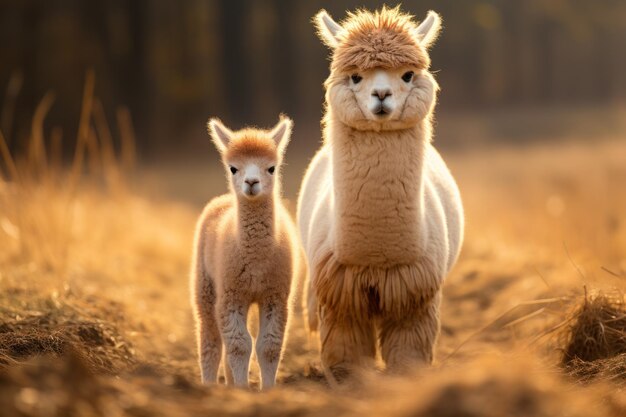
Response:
305,287,319,352
195,275,222,384
305,277,319,332
223,350,234,385
197,313,222,383
256,296,288,389
319,307,376,381
379,293,441,372
220,303,252,387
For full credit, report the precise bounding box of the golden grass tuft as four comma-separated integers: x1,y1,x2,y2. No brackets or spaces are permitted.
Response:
0,70,138,271
561,290,626,383
0,69,136,190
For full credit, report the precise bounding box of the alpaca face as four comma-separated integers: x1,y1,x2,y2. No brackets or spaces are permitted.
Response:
226,156,277,200
343,67,421,121
327,68,438,130
315,8,442,130
207,116,293,200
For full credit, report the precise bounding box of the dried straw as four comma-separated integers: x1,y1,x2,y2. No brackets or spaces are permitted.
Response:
560,290,626,383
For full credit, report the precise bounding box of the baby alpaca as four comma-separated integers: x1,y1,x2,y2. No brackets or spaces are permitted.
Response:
191,116,302,389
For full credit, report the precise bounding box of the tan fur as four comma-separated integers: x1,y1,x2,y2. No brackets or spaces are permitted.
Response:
323,6,430,73
299,8,464,379
225,131,278,160
191,117,305,389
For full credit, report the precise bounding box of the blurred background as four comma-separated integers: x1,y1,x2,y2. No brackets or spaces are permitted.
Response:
2,0,626,153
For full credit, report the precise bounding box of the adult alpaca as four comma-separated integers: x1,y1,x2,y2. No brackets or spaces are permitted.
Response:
297,7,463,377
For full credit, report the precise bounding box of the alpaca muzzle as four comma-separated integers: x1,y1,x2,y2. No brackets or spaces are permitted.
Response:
371,100,393,117
243,179,260,196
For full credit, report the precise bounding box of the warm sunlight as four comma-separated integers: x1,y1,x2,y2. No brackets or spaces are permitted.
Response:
1,2,625,417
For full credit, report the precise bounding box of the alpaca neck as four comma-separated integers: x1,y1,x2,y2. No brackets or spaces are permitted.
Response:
236,196,276,247
330,119,427,266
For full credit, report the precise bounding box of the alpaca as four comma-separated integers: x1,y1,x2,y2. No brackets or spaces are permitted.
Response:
297,7,464,377
191,116,303,389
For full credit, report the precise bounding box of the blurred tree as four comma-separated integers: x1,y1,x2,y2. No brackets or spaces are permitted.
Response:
0,0,625,151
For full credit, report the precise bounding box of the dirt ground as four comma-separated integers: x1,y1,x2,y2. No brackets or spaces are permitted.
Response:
1,136,625,416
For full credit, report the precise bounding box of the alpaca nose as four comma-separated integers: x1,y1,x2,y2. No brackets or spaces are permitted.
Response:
245,179,259,187
372,89,392,100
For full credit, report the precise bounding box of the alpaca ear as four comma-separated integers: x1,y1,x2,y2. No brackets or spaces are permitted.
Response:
207,118,233,153
413,11,442,49
270,115,293,154
314,9,343,49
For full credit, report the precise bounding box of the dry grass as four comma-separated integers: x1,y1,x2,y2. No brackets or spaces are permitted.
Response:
1,79,626,415
0,297,135,373
560,291,626,383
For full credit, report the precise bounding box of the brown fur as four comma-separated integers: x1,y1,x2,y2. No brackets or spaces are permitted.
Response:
224,131,278,161
313,252,440,320
327,6,430,73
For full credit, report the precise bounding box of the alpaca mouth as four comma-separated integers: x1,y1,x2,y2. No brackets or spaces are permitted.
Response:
372,105,390,117
244,186,259,197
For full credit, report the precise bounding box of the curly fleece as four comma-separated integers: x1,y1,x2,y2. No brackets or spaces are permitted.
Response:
329,6,430,72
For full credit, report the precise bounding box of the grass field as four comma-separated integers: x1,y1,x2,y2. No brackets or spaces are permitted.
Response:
1,108,625,415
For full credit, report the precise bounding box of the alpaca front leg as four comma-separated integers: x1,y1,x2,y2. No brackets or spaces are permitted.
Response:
197,313,222,383
256,298,288,389
319,307,376,381
223,350,234,385
195,274,222,384
220,304,252,387
379,293,441,372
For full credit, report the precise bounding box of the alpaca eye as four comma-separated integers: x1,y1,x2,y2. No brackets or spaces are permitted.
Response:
229,166,238,175
268,166,275,175
402,71,414,83
351,74,362,84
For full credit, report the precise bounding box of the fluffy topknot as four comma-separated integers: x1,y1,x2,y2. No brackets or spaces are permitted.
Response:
207,116,293,162
224,131,278,161
328,6,430,72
